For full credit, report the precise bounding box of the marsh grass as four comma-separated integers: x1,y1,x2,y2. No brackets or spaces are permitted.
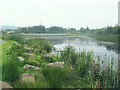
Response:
1,34,119,88
2,55,20,84
14,71,48,88
42,66,68,88
89,35,119,44
59,46,119,88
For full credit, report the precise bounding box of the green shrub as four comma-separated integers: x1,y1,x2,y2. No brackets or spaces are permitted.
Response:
26,60,40,66
42,66,67,88
14,72,48,88
26,38,52,54
7,43,25,56
61,46,78,66
2,55,20,83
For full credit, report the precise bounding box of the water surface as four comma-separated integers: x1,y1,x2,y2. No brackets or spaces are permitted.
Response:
47,36,118,69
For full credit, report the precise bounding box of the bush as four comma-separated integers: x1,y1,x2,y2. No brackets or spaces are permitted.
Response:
26,60,40,66
61,46,78,66
42,66,67,88
2,55,20,83
26,38,52,54
14,72,48,88
7,43,25,56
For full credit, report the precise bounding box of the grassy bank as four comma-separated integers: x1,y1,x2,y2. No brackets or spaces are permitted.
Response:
89,35,119,44
1,34,119,88
0,40,14,80
0,40,14,63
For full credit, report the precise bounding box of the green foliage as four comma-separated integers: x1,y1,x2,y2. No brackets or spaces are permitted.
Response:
80,25,120,35
2,34,25,44
14,80,48,88
14,71,48,88
15,25,46,33
14,25,67,34
2,55,20,83
26,38,52,54
26,60,40,66
2,34,119,88
7,43,25,56
47,26,67,33
75,51,93,76
80,26,90,34
90,35,119,43
61,46,78,66
42,66,67,88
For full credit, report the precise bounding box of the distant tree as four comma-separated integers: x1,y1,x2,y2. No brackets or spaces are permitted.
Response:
68,28,77,33
47,26,66,33
80,26,90,34
31,25,46,33
86,26,89,31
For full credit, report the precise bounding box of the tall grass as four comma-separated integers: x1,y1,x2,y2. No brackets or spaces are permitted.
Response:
14,72,48,88
1,34,119,88
59,46,119,88
89,34,119,44
42,66,68,88
2,55,20,84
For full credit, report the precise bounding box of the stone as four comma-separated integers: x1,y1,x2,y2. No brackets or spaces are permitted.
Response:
0,81,13,89
23,53,35,60
24,47,34,53
18,56,25,62
20,73,35,82
23,64,39,70
47,62,64,68
42,54,52,60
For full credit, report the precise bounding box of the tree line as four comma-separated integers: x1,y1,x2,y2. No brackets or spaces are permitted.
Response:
2,25,120,35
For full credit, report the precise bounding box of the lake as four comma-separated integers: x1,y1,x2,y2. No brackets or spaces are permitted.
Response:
23,34,118,70
47,36,118,70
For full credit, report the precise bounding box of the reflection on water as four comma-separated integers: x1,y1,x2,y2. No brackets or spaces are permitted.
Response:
48,36,118,69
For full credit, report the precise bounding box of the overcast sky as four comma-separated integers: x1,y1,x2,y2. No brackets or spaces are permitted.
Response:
0,0,119,29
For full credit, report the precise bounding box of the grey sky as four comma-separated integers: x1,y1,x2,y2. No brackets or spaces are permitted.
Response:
0,0,119,29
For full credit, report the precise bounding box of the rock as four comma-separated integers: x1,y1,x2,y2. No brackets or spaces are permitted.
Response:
42,54,52,60
18,56,25,62
20,73,35,82
23,53,35,60
23,64,39,70
0,81,13,89
24,47,34,53
47,62,64,68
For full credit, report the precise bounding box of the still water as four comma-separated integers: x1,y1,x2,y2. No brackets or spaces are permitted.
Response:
47,36,118,69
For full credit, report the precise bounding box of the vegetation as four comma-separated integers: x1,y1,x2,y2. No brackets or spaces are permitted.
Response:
14,25,67,34
0,40,14,81
42,66,68,88
2,55,20,84
1,24,119,88
3,24,119,45
89,35,119,43
1,35,119,88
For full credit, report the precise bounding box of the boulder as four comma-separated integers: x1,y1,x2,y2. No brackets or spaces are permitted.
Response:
23,53,35,60
18,56,24,62
42,54,52,60
47,62,64,68
20,73,35,82
0,81,13,89
23,64,39,70
24,47,34,53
